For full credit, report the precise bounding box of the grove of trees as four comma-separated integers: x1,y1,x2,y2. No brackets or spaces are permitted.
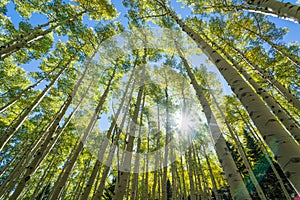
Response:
0,0,299,199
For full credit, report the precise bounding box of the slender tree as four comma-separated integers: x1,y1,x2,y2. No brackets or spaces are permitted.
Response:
175,43,251,199
246,0,300,23
158,3,300,194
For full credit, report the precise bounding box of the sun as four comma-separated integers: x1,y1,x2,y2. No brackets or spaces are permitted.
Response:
173,110,194,133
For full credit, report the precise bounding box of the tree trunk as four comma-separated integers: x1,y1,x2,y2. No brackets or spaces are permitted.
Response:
219,36,300,110
191,144,205,200
236,105,292,200
80,59,137,200
237,22,300,69
166,7,300,194
48,67,115,200
170,156,177,199
187,147,196,200
94,77,137,200
0,10,86,59
175,43,251,199
0,63,60,113
112,59,145,200
203,4,296,22
142,116,150,200
207,82,268,200
246,0,300,23
0,143,27,177
130,93,146,200
0,108,64,197
92,98,133,200
151,103,161,200
203,147,222,200
8,72,92,200
179,156,187,200
29,147,58,200
195,148,210,199
201,33,300,142
74,157,92,200
0,57,72,152
162,73,171,200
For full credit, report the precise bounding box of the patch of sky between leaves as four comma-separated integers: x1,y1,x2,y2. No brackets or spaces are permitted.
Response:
5,2,58,87
4,0,298,113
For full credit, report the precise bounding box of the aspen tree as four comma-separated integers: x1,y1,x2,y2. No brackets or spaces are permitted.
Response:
0,56,74,151
112,49,146,200
246,0,300,23
49,65,117,200
175,44,251,199
157,3,300,193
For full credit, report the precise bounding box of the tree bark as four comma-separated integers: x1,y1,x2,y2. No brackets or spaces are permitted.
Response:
175,43,251,199
130,93,146,200
246,0,300,23
203,147,222,200
187,146,196,200
0,10,86,59
218,36,300,111
48,66,116,200
201,33,300,142
207,82,268,200
191,144,206,200
166,7,300,194
151,103,162,200
205,4,299,21
0,57,72,152
141,116,150,200
0,63,60,113
112,57,146,199
179,156,188,200
162,69,171,200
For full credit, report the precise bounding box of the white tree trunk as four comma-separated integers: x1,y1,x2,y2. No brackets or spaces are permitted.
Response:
219,36,300,111
176,45,251,199
167,8,300,195
207,83,268,200
49,69,115,200
112,58,146,200
246,0,300,23
201,33,300,142
238,23,300,69
187,147,196,200
0,57,71,151
0,10,86,59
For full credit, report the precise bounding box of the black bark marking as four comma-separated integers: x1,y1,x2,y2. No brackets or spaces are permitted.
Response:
285,171,291,178
249,111,254,116
25,176,31,182
241,92,247,97
290,157,300,163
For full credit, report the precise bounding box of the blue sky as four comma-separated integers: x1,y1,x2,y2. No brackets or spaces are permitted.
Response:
4,0,300,131
109,0,299,96
110,0,300,42
5,0,299,59
5,0,299,95
5,0,299,94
